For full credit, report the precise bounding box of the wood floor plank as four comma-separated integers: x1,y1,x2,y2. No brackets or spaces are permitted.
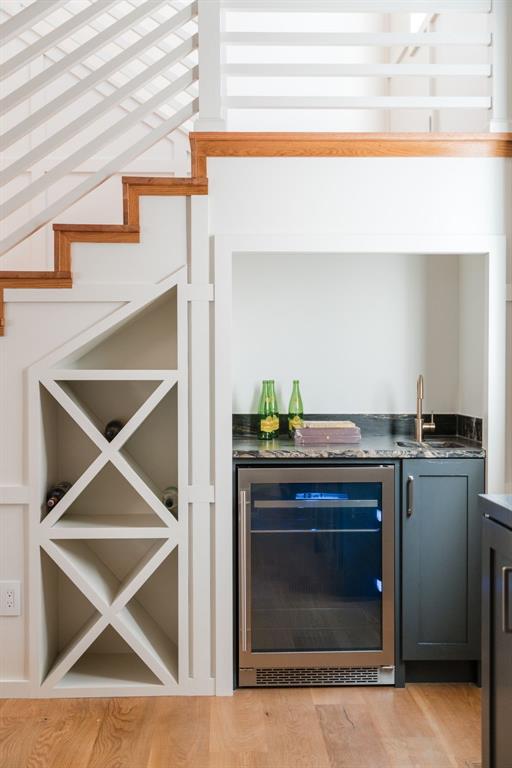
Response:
146,697,211,768
258,688,331,768
408,685,481,768
0,713,42,768
313,688,392,768
86,698,156,768
25,708,104,768
364,687,455,768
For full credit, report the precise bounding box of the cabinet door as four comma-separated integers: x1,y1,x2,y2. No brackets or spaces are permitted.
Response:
402,459,484,661
482,517,512,768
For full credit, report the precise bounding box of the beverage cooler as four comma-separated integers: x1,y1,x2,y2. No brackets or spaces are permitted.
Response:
237,466,395,687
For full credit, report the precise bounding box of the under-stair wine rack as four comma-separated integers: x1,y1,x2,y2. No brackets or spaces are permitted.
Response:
30,271,188,696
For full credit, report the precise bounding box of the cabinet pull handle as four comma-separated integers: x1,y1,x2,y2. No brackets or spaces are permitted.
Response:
239,490,248,652
502,566,512,634
406,475,415,517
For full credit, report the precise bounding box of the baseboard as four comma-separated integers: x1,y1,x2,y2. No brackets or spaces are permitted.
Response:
404,660,480,684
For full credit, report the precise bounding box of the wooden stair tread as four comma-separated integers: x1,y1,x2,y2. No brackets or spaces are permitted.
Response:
0,174,208,334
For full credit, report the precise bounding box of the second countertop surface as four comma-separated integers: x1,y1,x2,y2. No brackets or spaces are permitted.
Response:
233,434,485,460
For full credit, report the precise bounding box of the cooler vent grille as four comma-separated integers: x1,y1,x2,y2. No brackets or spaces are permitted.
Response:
255,666,379,687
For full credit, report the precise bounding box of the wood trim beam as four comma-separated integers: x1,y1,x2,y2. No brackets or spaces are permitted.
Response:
0,176,207,334
189,131,512,177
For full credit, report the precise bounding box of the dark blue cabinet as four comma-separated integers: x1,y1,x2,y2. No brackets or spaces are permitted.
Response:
402,459,485,661
481,496,512,768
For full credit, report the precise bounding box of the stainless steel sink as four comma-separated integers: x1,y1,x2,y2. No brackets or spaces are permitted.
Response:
424,439,466,449
396,439,466,449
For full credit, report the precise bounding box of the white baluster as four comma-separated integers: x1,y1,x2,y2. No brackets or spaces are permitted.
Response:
490,0,512,132
195,0,226,131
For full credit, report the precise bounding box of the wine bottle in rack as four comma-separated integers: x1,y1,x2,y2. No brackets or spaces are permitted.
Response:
162,486,178,512
46,481,72,511
104,419,123,442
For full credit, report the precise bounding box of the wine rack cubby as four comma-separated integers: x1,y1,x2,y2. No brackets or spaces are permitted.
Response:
32,275,187,696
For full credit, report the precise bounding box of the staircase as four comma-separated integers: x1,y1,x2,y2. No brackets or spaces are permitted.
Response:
0,0,511,334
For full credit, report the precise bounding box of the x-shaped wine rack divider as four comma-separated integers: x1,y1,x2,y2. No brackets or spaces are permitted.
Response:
37,370,181,690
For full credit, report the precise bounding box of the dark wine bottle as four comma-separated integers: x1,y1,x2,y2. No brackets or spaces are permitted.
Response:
104,419,123,442
46,481,71,511
162,486,178,512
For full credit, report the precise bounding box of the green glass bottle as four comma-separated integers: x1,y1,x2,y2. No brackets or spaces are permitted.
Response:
288,380,304,438
268,380,280,437
258,381,273,440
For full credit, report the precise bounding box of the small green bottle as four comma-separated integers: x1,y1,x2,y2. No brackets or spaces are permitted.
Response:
288,380,304,438
258,381,273,440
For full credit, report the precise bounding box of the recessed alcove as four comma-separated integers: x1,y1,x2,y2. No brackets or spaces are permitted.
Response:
55,379,161,440
51,462,166,531
40,550,101,685
48,538,167,607
231,251,487,421
118,547,179,683
39,384,101,520
58,287,178,370
54,626,163,689
121,385,179,516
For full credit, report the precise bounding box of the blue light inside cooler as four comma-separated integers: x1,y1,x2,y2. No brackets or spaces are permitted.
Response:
376,509,382,522
376,579,383,593
295,492,349,500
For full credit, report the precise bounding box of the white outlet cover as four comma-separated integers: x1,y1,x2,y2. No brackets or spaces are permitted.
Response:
0,581,21,616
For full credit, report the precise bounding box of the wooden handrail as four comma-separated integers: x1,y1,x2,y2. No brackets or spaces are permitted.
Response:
1,130,512,335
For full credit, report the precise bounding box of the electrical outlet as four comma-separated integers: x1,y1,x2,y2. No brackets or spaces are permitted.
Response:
0,581,21,616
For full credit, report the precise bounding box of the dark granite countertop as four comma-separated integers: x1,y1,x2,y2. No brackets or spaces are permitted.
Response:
233,434,485,460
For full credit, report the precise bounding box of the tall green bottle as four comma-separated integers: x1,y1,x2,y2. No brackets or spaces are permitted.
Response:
268,380,279,437
258,380,279,440
288,380,304,438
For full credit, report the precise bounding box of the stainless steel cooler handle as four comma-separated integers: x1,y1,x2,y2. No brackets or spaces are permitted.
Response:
239,490,248,652
502,566,512,634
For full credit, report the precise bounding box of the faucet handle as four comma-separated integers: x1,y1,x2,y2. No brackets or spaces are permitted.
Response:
423,412,436,432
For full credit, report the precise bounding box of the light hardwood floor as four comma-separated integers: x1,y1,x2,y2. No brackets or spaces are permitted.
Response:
0,684,481,768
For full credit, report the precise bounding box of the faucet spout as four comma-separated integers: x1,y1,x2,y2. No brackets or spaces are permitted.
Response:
415,374,435,442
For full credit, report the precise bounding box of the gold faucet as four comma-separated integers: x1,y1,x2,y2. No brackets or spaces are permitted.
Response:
415,374,436,442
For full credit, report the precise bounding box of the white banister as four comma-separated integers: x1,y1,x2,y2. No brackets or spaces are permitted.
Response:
0,3,198,152
222,1,491,10
226,96,491,109
222,31,492,46
1,68,198,221
1,40,197,187
0,0,61,44
0,0,118,80
0,100,198,258
195,0,225,131
0,0,170,114
225,63,491,77
490,0,512,132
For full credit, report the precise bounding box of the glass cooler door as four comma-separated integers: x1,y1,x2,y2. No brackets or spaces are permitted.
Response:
238,466,395,669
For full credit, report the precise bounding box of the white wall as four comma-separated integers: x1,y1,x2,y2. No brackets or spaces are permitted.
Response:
233,251,465,415
458,253,487,418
